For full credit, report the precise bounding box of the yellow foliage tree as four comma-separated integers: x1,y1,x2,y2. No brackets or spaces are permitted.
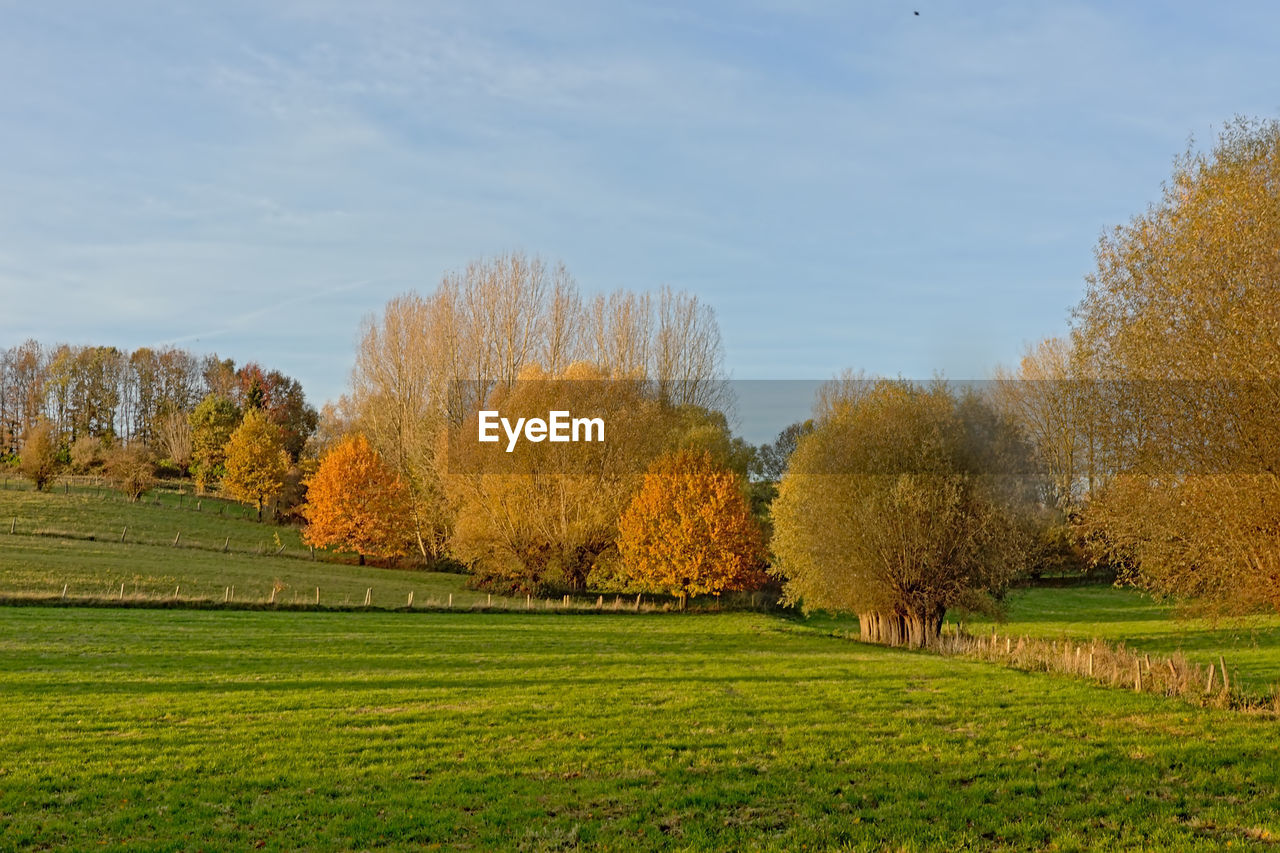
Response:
222,408,290,521
303,434,411,565
616,449,767,601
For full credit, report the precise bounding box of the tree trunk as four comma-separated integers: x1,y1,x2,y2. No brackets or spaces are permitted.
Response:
256,497,263,522
358,553,366,566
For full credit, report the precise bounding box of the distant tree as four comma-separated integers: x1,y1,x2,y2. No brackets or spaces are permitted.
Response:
753,420,815,483
103,444,156,502
18,419,59,490
189,394,240,493
155,410,193,474
303,434,412,565
69,434,109,474
222,408,289,521
771,379,1033,648
616,450,767,602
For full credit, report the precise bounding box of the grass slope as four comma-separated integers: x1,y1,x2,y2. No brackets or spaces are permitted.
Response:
971,587,1280,691
0,483,488,607
2,608,1279,851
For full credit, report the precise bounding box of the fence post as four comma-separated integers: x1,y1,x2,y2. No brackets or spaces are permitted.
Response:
173,532,181,547
316,587,320,605
407,590,414,608
365,588,372,607
448,593,453,609
61,583,68,600
1219,656,1230,693
120,526,128,543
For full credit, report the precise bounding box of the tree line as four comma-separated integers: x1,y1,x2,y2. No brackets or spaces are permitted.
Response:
10,118,1278,640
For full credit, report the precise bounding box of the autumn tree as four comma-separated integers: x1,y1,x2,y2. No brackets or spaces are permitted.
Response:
155,410,193,474
1072,117,1280,614
303,434,412,565
189,394,240,493
615,450,767,602
222,408,290,521
18,419,59,491
348,252,729,568
103,444,156,502
771,379,1033,648
447,363,670,592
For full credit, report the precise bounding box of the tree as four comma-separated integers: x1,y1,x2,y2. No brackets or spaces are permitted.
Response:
447,363,671,592
103,444,156,502
155,410,193,474
770,379,1032,648
18,419,59,491
1072,117,1280,614
222,408,290,521
189,394,240,493
754,420,815,483
615,450,767,601
303,434,412,565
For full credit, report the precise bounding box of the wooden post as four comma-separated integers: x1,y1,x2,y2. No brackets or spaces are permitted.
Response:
225,587,230,602
614,596,620,611
487,593,492,607
269,587,276,604
316,587,320,605
173,532,181,546
407,591,414,608
447,593,452,608
597,595,603,610
526,594,531,610
174,585,180,599
275,544,285,555
222,537,229,553
1134,660,1142,693
365,588,372,606
230,585,234,602
197,500,202,511
8,518,14,534
563,594,570,608
1088,651,1094,677
1219,656,1230,693
1205,663,1215,694
119,582,125,599
61,583,68,600
309,545,315,561
120,526,128,543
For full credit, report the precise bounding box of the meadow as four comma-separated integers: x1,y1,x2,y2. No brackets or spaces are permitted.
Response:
975,587,1280,691
3,607,1280,852
0,483,492,607
3,482,1280,850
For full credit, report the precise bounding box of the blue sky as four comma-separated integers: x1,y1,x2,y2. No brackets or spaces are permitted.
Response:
2,1,1278,412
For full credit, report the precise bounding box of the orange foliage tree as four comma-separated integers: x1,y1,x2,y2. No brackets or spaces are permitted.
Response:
616,449,767,600
303,433,412,564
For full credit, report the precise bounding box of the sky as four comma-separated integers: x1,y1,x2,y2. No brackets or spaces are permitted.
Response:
2,1,1278,423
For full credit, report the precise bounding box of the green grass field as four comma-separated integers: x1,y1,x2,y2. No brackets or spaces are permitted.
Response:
4,481,1280,849
2,607,1278,851
973,587,1280,691
0,483,496,607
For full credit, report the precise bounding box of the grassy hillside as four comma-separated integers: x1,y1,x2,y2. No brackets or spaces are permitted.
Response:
0,482,492,607
2,607,1278,851
971,587,1280,690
